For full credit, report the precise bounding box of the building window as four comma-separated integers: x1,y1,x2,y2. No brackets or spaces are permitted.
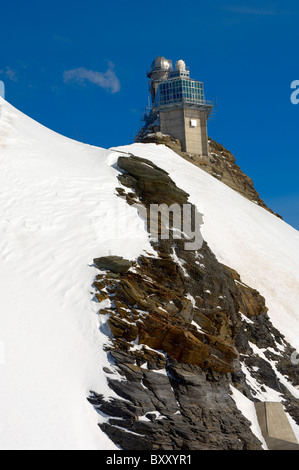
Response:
155,78,204,107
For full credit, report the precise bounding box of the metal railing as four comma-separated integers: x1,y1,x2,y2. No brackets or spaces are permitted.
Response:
153,97,213,110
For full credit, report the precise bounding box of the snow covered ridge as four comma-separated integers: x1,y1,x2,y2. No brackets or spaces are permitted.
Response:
115,142,299,354
89,152,299,450
0,98,153,450
107,146,299,448
0,97,299,449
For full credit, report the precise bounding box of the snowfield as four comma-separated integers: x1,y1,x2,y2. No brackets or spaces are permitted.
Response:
0,98,153,450
0,98,298,449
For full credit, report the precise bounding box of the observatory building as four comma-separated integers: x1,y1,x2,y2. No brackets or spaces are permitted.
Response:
138,56,213,156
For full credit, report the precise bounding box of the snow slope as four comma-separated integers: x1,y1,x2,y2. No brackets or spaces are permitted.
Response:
0,98,153,450
1,98,299,449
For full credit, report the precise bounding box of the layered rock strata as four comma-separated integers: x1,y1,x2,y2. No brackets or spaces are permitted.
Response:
88,154,298,450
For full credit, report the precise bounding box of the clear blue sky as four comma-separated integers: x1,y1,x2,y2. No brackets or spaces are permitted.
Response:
1,0,299,229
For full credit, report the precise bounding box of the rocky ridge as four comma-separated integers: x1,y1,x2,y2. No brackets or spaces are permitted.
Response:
138,132,281,218
88,154,299,450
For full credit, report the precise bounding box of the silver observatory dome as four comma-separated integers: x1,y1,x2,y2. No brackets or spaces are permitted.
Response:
150,56,173,72
175,59,186,71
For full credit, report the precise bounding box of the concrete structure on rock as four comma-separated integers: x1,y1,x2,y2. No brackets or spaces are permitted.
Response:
255,402,299,450
137,56,213,156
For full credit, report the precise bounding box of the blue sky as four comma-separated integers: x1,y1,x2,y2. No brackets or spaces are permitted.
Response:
1,0,299,229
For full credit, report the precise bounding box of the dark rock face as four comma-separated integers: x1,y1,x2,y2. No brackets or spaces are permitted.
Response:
88,154,299,450
117,155,189,206
93,256,133,274
90,361,260,450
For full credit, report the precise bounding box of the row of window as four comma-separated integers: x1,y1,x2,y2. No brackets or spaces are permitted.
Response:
156,78,205,107
159,93,203,101
156,96,205,107
159,79,203,91
161,89,204,98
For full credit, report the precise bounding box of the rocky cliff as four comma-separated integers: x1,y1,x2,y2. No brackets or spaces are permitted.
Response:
88,154,299,450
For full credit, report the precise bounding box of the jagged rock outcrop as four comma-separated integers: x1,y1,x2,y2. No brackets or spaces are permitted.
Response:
117,154,189,206
89,362,260,450
93,256,134,274
88,154,298,450
94,254,239,373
